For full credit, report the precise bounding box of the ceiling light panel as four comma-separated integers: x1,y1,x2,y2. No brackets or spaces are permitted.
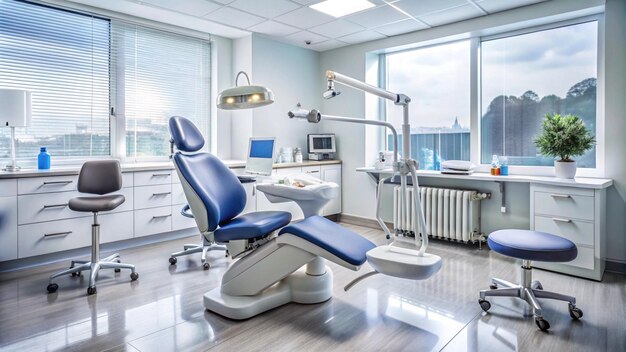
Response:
310,0,375,18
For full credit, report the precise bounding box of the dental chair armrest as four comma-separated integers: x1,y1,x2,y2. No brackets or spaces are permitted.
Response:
181,204,194,218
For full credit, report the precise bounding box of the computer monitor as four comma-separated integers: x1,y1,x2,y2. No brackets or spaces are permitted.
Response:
245,137,275,176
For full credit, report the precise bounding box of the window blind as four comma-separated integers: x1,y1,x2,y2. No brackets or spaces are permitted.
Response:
111,21,211,160
0,0,110,160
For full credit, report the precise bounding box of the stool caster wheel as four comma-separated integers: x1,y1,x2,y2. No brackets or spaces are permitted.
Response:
478,299,491,312
535,317,550,331
203,262,210,270
225,250,229,257
47,283,59,293
114,268,121,273
130,272,139,281
71,271,81,277
569,304,583,320
87,286,97,295
489,284,498,290
169,257,177,265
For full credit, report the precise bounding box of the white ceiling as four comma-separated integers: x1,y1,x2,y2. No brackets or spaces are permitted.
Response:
68,0,549,51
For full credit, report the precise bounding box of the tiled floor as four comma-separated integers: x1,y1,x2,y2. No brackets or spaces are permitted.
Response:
0,223,624,351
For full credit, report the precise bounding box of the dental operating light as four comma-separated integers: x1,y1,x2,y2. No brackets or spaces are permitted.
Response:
217,71,274,110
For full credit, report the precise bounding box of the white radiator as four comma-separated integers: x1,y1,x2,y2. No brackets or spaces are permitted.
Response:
393,186,486,243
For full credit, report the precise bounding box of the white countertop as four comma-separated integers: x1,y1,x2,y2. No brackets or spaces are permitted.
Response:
356,167,613,189
0,159,341,179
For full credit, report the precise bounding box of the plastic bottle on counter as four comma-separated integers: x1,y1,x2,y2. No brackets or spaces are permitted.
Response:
38,147,51,170
490,155,500,176
294,147,303,163
500,156,509,176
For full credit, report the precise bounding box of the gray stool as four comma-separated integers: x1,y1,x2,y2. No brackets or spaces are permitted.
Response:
46,160,138,295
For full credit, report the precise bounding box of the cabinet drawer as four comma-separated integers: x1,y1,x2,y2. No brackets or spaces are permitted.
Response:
534,191,594,221
301,165,321,176
18,188,133,225
172,205,196,231
172,182,187,205
18,217,92,258
134,170,172,186
17,212,134,258
134,206,172,237
0,196,18,261
18,175,78,195
122,172,134,188
0,179,17,197
100,211,134,244
534,216,594,247
134,184,172,210
567,246,595,270
275,167,301,176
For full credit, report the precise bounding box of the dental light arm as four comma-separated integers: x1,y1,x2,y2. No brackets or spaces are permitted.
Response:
288,108,399,163
287,70,430,256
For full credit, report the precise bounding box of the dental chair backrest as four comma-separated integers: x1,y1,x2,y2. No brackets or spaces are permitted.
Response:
168,116,247,233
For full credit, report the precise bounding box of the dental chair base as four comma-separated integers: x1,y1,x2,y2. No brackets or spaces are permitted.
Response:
204,216,375,320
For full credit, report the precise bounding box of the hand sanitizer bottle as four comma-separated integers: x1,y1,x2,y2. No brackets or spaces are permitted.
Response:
38,147,50,170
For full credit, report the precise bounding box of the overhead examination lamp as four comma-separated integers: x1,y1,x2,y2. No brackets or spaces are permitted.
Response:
217,71,274,110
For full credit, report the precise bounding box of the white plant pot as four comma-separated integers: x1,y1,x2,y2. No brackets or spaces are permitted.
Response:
555,160,577,179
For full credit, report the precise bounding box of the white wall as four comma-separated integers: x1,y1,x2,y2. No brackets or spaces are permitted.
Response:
212,35,233,159
229,34,323,160
319,0,626,265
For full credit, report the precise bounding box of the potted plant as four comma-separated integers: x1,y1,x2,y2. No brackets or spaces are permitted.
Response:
534,113,595,179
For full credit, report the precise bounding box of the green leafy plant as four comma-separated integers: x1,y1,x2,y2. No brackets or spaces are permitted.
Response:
534,113,595,162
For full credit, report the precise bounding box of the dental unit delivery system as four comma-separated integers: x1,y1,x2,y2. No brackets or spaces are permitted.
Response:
289,71,442,286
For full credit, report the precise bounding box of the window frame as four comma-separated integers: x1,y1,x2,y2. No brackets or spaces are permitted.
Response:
381,14,605,177
0,0,214,167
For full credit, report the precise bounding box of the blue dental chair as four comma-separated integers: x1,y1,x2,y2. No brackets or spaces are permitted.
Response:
168,116,376,320
168,116,292,269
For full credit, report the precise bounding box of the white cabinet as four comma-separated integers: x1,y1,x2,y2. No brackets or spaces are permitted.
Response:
0,196,18,261
530,184,606,280
134,184,172,210
134,206,172,238
321,164,341,216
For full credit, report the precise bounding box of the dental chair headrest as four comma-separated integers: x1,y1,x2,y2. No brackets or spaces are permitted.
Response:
169,116,205,152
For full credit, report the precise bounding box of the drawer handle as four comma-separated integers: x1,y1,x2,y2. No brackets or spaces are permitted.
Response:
550,193,571,199
152,192,171,196
44,231,72,237
306,170,319,174
152,214,172,219
43,181,73,185
43,203,69,209
152,173,170,177
552,217,572,223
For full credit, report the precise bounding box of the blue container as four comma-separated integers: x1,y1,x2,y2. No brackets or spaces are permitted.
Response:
38,147,50,170
500,165,509,176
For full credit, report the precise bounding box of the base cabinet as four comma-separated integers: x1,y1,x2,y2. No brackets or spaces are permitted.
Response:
530,184,606,280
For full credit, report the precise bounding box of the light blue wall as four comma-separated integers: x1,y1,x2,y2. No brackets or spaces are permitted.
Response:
229,34,322,160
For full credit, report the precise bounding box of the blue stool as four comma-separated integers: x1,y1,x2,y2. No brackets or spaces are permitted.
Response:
479,229,583,331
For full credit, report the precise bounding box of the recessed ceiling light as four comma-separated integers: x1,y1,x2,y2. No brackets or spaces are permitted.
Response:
310,0,375,18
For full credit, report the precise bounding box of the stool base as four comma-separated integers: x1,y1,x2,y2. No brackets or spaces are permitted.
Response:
478,260,583,331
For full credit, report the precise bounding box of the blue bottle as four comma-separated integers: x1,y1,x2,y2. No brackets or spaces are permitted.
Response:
38,147,50,170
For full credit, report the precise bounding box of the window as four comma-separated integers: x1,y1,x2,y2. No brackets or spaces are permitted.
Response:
112,23,211,160
0,0,110,161
382,19,600,173
385,41,471,170
0,0,211,164
481,21,598,167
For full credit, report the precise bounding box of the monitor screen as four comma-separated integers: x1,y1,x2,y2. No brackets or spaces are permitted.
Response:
249,139,274,158
245,138,275,176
